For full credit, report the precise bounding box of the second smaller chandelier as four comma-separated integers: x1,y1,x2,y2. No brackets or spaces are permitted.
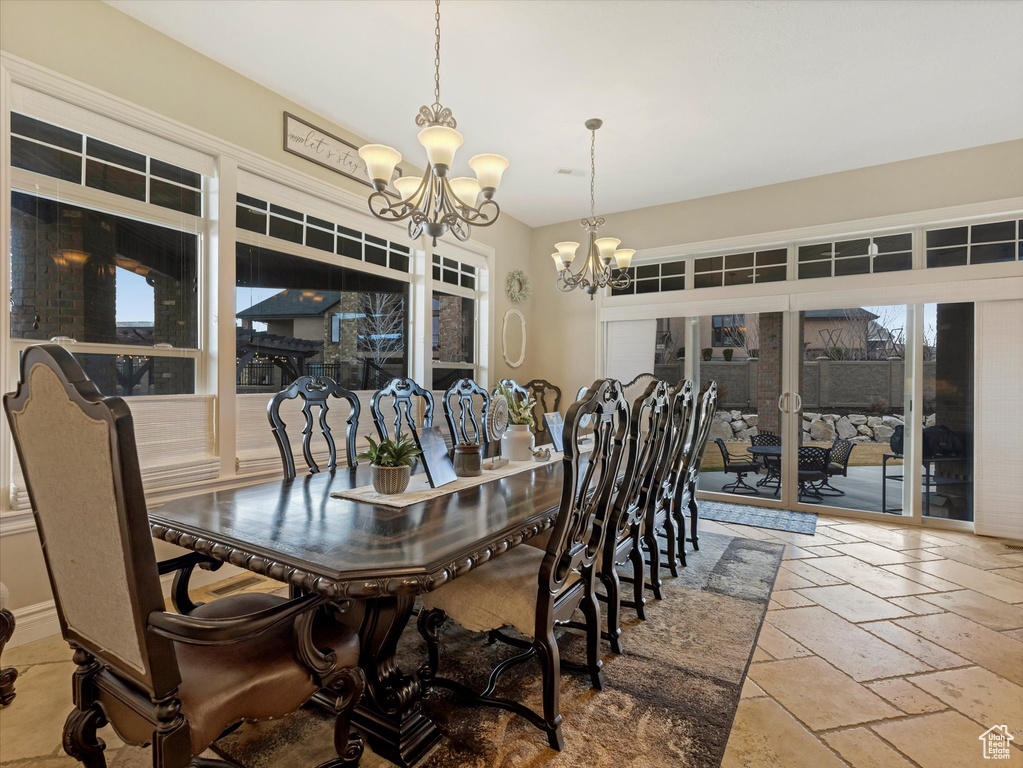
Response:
358,0,508,246
551,119,634,299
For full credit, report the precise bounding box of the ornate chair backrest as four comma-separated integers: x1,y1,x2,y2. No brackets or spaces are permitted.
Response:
714,437,731,464
371,377,434,441
524,378,562,442
621,373,660,407
685,382,720,492
541,379,629,597
606,380,671,547
652,380,696,506
751,432,782,448
799,445,831,475
442,378,490,448
3,345,180,697
830,438,854,469
268,375,361,479
495,378,530,406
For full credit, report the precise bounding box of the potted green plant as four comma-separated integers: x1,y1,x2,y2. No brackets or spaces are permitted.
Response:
702,347,713,362
496,383,536,461
723,348,734,362
356,432,422,494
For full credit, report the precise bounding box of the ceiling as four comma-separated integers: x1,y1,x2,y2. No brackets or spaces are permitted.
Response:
106,0,1023,228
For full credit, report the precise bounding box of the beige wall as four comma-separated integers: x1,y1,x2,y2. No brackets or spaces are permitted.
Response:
0,0,536,613
530,139,1023,400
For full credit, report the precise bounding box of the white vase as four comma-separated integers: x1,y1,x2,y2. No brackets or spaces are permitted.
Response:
502,424,534,461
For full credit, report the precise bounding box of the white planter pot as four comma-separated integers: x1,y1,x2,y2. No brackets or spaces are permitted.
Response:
502,424,534,461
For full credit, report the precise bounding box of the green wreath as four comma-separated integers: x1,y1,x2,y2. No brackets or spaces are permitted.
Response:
506,269,531,303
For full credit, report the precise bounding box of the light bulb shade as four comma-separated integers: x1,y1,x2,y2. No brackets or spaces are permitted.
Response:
393,175,424,206
469,153,509,192
551,253,565,271
594,237,621,263
358,144,402,183
555,241,580,264
418,125,463,169
449,176,481,206
613,248,636,270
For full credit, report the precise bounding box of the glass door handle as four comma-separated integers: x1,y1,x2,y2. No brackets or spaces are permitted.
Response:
777,393,789,413
793,392,803,412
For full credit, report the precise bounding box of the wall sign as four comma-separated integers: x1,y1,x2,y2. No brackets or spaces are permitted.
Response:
283,112,401,196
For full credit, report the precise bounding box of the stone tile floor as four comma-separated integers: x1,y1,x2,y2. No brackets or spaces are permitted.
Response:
1,513,1021,767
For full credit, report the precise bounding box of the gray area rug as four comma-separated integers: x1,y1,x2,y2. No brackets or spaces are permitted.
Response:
700,500,818,535
114,531,783,768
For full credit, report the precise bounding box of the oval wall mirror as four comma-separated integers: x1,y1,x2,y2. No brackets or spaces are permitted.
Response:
502,308,526,368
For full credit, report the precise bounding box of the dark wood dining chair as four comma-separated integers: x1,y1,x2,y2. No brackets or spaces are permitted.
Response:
371,377,434,440
525,378,561,445
3,345,365,768
268,375,361,479
680,382,719,554
494,378,530,405
417,379,629,751
599,378,670,652
442,378,490,448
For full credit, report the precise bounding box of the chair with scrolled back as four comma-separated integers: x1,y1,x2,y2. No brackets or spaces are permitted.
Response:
417,379,630,751
3,345,365,768
524,378,562,445
494,378,530,407
599,378,671,652
798,445,831,501
820,438,854,496
680,382,720,554
442,378,491,450
268,375,361,479
750,431,782,492
621,373,660,408
371,377,434,441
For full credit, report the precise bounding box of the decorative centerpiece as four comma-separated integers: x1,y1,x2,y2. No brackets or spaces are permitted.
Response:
453,442,483,477
496,383,536,461
357,433,422,495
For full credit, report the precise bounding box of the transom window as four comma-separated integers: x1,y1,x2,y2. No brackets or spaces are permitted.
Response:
694,249,787,289
798,233,912,280
432,253,477,290
11,112,203,216
926,219,1021,268
610,258,686,296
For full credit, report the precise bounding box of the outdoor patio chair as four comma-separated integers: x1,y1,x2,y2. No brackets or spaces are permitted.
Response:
713,438,759,495
750,432,782,492
797,446,830,501
819,438,855,496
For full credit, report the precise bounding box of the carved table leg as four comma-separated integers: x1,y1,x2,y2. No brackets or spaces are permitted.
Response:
331,595,441,768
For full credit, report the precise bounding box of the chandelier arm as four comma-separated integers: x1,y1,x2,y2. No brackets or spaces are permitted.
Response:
367,190,413,222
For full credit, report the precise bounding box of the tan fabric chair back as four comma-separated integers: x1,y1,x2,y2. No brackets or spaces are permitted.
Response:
3,345,179,696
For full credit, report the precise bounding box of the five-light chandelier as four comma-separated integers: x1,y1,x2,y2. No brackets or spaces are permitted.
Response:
551,119,634,299
358,0,508,245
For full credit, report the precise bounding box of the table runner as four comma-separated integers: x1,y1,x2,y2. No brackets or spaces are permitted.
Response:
331,452,562,509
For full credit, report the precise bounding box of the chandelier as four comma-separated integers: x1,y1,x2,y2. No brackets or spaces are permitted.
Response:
358,0,508,245
551,119,634,299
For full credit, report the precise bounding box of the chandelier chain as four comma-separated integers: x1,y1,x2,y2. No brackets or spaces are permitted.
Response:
590,128,596,219
433,0,442,106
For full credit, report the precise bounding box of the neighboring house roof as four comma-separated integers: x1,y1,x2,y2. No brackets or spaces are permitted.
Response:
804,308,879,320
237,289,342,319
235,327,322,356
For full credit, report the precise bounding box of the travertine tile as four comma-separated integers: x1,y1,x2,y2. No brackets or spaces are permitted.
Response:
827,542,919,565
767,607,931,681
888,595,946,615
925,545,1023,571
1,632,73,670
782,544,818,559
0,661,76,761
872,710,1003,768
751,647,774,663
866,678,946,714
721,697,846,768
755,623,813,660
802,527,863,544
990,566,1023,584
739,679,766,699
829,524,952,551
780,560,846,586
772,568,817,591
918,590,1023,631
821,726,918,768
748,657,900,730
1004,628,1023,643
895,613,1023,685
902,560,1023,604
796,585,913,623
881,563,962,592
910,666,1023,738
771,589,817,609
766,599,784,611
902,549,946,562
803,556,935,597
860,621,970,670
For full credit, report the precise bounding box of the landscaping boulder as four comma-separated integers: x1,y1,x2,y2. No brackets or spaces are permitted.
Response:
709,418,733,441
809,419,835,442
857,425,874,437
803,431,812,444
873,424,895,445
730,420,747,432
867,416,884,428
743,414,759,427
835,417,857,440
715,411,732,422
730,410,743,420
736,427,759,440
925,413,936,427
804,412,821,421
882,415,903,428
850,436,872,444
848,414,868,426
824,414,841,422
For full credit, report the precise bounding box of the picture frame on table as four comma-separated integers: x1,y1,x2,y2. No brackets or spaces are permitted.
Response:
414,426,458,488
543,412,565,452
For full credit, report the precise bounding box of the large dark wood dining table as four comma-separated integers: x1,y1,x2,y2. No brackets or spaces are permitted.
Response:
149,460,565,767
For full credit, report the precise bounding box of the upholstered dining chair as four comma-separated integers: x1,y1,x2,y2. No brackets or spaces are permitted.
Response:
524,378,562,445
371,377,434,441
598,379,670,652
268,375,361,479
417,379,629,751
4,345,365,768
442,377,491,450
